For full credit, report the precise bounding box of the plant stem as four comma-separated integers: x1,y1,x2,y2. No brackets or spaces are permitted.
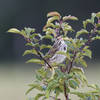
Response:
60,19,97,100
68,24,97,73
68,51,77,74
34,47,52,69
64,82,69,100
25,38,52,69
60,66,69,100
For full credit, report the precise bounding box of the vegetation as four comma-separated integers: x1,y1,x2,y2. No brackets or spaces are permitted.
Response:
8,11,100,100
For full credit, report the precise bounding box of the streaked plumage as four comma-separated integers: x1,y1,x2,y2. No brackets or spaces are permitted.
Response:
45,36,67,68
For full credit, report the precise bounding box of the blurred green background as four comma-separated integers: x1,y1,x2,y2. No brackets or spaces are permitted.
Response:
0,0,100,100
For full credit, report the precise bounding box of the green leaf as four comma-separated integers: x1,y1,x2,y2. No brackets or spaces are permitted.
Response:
95,84,100,90
30,33,42,39
24,27,35,35
8,28,36,38
63,16,78,21
25,42,34,46
88,84,98,89
45,90,50,98
20,30,27,37
47,16,60,23
25,86,35,95
55,88,60,99
28,84,43,90
43,23,55,30
71,70,88,86
92,35,100,40
23,49,37,56
69,79,79,89
34,93,45,100
83,49,92,58
58,63,65,67
70,91,85,98
35,73,42,81
26,84,43,95
71,90,100,100
47,11,60,18
66,86,70,93
76,29,89,38
71,67,84,74
61,23,73,32
96,12,100,17
66,52,71,60
44,55,51,59
43,28,55,35
96,23,100,28
83,19,92,28
76,52,82,58
37,67,48,78
88,84,100,92
8,28,21,34
66,73,73,79
45,80,58,98
55,69,64,78
91,13,96,24
40,45,52,50
65,80,70,93
80,58,87,67
43,35,53,40
73,76,80,85
25,43,39,49
55,22,60,28
74,71,88,86
26,59,44,65
75,57,87,68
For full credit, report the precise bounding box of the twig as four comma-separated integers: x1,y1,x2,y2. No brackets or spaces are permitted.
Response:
68,23,97,74
68,51,77,74
25,38,52,69
68,35,92,74
57,20,70,100
64,32,93,99
64,82,69,100
35,47,52,69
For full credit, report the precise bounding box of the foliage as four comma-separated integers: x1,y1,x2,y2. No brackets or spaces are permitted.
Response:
8,11,100,100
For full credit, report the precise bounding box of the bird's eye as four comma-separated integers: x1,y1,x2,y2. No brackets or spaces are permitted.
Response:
64,47,66,50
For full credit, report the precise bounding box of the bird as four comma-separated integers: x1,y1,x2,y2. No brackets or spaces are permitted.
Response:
45,36,67,69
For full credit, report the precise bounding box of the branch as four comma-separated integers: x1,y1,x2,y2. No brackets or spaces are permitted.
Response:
68,35,92,74
25,38,52,69
68,24,97,73
34,47,52,69
64,82,69,100
68,51,77,74
80,23,97,50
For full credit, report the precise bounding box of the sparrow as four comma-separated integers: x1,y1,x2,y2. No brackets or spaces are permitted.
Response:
45,36,67,68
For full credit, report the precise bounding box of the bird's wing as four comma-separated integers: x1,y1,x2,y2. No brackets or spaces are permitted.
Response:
45,40,60,61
